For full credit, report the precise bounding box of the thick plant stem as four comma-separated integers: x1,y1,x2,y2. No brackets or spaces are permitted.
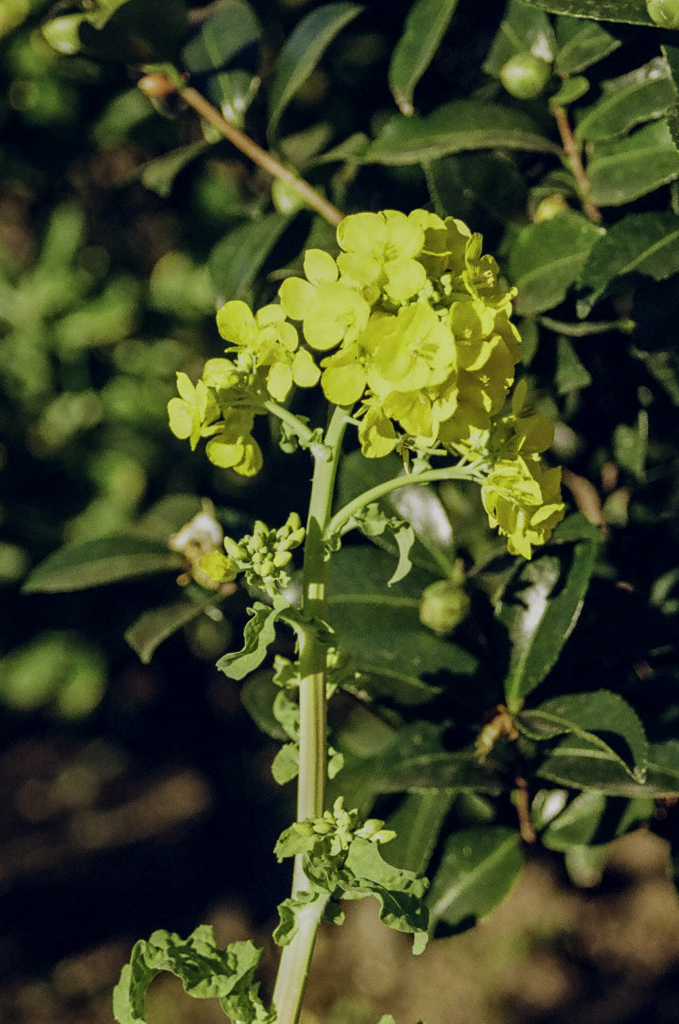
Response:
272,405,351,1024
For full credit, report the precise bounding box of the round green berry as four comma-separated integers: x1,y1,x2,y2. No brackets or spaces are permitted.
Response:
500,52,552,100
647,0,679,28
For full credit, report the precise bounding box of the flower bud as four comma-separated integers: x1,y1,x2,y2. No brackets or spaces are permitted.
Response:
647,0,679,27
273,550,293,568
500,52,552,100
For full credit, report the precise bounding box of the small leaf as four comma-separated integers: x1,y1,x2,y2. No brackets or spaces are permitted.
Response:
508,210,604,315
578,211,679,314
576,58,675,143
537,735,679,796
217,596,288,680
483,0,557,79
426,827,525,936
549,75,589,108
139,142,211,199
376,750,507,795
267,2,363,140
181,0,260,74
209,215,292,304
125,595,221,664
554,17,621,75
498,540,598,712
328,547,477,706
518,689,648,781
555,336,592,393
517,0,656,27
362,101,559,166
613,410,648,480
23,537,185,593
587,119,679,207
388,0,460,116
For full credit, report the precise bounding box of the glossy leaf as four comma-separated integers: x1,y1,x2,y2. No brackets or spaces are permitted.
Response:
424,151,527,223
383,792,456,875
518,0,656,26
125,595,222,664
508,210,604,315
483,0,556,79
537,735,679,796
587,119,679,207
388,0,459,116
217,595,288,680
554,16,621,75
576,58,675,143
327,547,477,705
498,539,598,712
209,214,292,304
578,212,679,314
426,827,525,936
518,689,648,781
267,2,363,140
376,750,507,795
22,536,184,593
555,336,592,393
181,0,260,74
362,101,559,165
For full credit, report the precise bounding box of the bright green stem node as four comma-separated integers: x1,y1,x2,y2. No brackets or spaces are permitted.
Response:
272,404,351,1024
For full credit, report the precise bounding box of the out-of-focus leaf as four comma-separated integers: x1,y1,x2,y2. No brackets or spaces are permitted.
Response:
424,151,527,223
0,631,106,719
508,210,604,315
578,212,679,314
426,827,525,936
518,689,648,781
388,0,459,116
240,673,288,741
23,536,185,593
181,0,260,74
383,792,456,875
125,595,221,664
267,2,363,140
576,58,675,142
540,790,654,849
376,750,507,795
76,0,188,62
518,0,655,26
538,736,679,795
207,70,260,128
209,214,292,304
587,119,679,207
483,0,556,79
498,540,598,712
555,336,592,393
613,410,648,480
631,346,679,405
549,75,589,108
138,142,211,199
363,101,559,165
554,16,621,75
328,547,477,705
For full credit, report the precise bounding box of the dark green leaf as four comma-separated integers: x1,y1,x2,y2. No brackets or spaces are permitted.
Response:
328,547,477,705
426,827,525,935
631,346,679,405
77,0,187,62
508,210,604,315
240,673,288,740
548,512,604,544
540,790,654,849
139,142,211,199
518,689,648,781
554,17,621,75
267,2,363,140
537,734,679,795
217,596,287,680
181,0,260,74
576,58,675,142
518,0,656,27
22,536,184,593
613,410,648,480
383,792,456,875
498,540,598,711
483,0,556,79
362,101,559,165
424,152,528,223
555,336,593,393
578,212,679,314
549,76,590,108
388,0,460,116
587,119,679,207
376,750,507,795
125,595,220,664
209,215,292,304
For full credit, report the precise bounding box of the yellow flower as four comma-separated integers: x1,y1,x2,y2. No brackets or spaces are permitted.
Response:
279,249,370,351
481,457,565,558
205,408,263,477
336,210,427,303
168,372,219,449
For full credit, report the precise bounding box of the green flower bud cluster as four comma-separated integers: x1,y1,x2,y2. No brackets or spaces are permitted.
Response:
274,797,396,865
199,512,305,596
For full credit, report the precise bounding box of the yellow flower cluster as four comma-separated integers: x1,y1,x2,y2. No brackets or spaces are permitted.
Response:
167,209,565,557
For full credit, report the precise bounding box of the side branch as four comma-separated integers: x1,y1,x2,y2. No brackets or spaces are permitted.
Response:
553,105,602,225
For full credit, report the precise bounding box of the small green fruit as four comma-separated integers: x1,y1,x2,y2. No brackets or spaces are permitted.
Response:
419,579,470,637
500,52,552,100
647,0,679,28
534,194,570,222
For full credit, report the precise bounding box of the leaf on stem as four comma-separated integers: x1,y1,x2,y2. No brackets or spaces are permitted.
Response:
388,0,460,116
181,0,260,74
517,0,656,27
575,57,675,143
22,536,185,593
209,215,293,305
553,17,621,76
537,736,679,796
587,119,679,207
125,594,224,664
217,595,289,680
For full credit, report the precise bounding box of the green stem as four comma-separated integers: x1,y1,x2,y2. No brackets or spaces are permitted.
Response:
264,399,317,449
326,462,486,543
271,404,351,1024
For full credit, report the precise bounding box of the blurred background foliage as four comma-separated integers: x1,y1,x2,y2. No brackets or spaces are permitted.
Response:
3,0,679,1021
